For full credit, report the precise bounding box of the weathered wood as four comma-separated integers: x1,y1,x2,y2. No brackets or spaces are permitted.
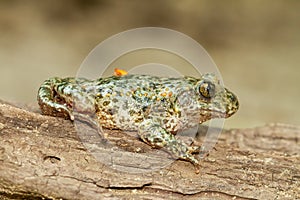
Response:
0,101,299,200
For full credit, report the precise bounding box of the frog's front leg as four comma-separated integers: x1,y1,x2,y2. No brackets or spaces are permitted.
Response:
138,119,201,170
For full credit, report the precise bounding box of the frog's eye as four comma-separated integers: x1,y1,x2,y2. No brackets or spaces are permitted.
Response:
198,81,215,99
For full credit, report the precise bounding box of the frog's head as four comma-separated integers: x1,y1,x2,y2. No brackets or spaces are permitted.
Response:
193,73,239,123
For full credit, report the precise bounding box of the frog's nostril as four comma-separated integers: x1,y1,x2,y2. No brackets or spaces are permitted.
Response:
228,91,239,107
229,93,237,102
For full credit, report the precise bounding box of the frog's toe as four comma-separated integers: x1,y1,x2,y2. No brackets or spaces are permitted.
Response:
69,113,75,121
188,145,202,154
185,155,201,174
194,163,201,174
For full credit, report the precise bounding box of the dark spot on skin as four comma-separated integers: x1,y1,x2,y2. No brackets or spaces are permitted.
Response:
160,98,167,103
153,137,163,144
135,118,143,123
142,106,149,112
103,101,110,106
107,108,114,115
129,110,135,116
96,94,103,100
149,82,156,89
177,111,181,118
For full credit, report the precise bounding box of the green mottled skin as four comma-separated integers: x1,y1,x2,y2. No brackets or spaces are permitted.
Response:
38,73,239,168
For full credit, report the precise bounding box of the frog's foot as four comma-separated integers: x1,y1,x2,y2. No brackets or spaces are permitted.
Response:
138,120,200,170
38,100,74,120
56,105,74,120
38,77,74,120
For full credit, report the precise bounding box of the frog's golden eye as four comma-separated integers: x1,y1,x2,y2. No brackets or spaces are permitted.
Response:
198,81,215,99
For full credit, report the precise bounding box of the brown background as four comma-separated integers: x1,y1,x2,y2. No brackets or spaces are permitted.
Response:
0,0,299,128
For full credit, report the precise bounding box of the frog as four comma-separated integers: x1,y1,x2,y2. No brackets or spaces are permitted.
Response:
37,69,239,171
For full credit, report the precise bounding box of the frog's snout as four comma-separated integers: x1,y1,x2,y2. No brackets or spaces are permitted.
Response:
225,90,239,117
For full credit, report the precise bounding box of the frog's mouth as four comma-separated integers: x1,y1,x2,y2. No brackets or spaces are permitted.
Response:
199,94,239,120
199,109,235,122
202,110,226,117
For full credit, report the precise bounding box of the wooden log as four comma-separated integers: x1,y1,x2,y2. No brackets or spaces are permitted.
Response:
0,101,299,200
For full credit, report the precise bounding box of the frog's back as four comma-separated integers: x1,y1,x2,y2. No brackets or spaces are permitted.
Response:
94,74,196,130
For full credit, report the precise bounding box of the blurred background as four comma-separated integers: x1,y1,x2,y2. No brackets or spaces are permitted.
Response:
0,0,299,128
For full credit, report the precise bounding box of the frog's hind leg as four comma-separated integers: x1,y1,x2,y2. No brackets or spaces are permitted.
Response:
38,77,74,120
138,119,201,169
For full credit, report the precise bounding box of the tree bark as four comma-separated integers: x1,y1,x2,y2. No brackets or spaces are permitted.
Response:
0,101,299,200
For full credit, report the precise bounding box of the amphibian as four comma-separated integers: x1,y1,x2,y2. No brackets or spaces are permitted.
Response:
38,69,239,170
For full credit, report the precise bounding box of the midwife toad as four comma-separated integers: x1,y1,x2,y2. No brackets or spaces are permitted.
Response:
38,70,239,168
